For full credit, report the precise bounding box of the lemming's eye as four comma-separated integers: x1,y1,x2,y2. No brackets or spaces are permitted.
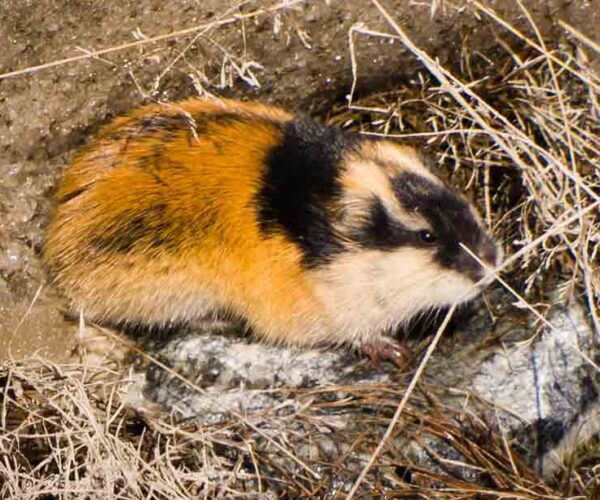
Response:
418,230,437,244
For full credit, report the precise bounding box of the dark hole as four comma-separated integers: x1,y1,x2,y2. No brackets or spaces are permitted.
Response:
394,465,413,483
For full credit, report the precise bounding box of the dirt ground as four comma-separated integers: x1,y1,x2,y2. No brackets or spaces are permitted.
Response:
0,0,598,360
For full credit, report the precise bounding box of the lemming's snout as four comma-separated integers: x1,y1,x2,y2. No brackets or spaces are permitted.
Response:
472,235,501,284
456,235,500,284
480,236,499,268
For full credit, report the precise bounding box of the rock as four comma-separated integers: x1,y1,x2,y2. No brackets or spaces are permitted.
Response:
137,292,600,479
469,300,599,476
142,331,389,423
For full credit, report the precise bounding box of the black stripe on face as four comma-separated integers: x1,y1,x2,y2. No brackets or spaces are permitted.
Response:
256,118,351,267
391,171,448,212
392,171,496,281
351,197,416,250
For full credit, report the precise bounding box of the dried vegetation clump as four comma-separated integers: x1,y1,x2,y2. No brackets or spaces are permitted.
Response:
1,0,600,498
0,358,577,497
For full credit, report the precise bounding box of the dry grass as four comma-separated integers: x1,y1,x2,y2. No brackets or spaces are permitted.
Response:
1,0,600,498
0,358,574,498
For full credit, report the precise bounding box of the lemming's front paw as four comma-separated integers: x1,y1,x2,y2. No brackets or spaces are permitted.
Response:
359,339,413,370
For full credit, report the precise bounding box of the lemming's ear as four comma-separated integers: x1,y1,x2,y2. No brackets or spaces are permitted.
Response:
335,190,377,233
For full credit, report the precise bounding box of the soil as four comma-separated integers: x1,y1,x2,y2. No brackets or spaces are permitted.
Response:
0,0,599,362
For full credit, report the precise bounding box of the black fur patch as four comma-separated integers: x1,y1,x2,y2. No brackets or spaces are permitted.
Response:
352,197,414,250
137,113,192,134
101,113,194,144
92,197,221,255
256,117,351,267
106,112,249,146
391,171,496,281
135,113,200,150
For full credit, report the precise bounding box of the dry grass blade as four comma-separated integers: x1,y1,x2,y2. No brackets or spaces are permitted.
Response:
558,20,600,56
347,303,457,498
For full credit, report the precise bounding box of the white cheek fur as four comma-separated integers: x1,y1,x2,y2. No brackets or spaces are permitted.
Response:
310,248,479,343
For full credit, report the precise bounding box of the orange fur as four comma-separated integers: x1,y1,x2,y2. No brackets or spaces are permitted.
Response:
46,99,324,344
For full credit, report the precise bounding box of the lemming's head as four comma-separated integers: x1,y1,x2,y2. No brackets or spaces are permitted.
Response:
312,139,501,321
255,119,500,329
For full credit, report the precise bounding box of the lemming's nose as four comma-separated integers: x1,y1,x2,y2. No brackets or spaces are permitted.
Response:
480,237,498,267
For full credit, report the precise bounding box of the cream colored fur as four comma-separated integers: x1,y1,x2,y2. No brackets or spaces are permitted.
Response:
308,248,480,345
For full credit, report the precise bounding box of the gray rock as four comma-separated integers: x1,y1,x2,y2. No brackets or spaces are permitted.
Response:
469,300,599,476
141,331,390,423
137,293,600,478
